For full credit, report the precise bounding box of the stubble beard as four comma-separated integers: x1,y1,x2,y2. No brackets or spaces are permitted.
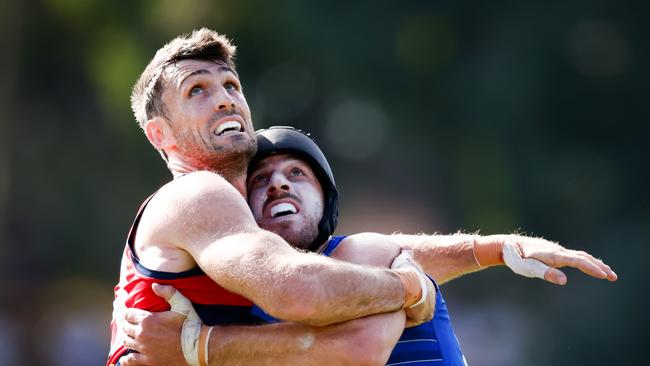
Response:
293,224,319,251
263,219,319,251
179,130,258,180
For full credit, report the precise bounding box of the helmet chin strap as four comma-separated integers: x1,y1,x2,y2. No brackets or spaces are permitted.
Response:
308,188,339,252
308,232,330,252
313,237,333,254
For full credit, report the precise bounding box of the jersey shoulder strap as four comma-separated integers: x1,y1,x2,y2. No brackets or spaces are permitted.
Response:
321,235,347,256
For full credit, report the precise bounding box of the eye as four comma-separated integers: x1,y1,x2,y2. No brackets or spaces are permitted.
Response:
189,86,204,97
251,173,268,186
224,81,239,92
290,167,305,177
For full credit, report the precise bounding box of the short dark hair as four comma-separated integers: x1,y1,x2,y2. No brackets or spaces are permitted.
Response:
131,28,237,128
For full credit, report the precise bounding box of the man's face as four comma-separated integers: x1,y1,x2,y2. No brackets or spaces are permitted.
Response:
160,59,257,171
247,154,324,250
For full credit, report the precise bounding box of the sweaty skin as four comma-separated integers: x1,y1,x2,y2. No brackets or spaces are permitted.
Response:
133,58,436,326
119,153,616,366
109,58,440,366
120,233,411,366
118,154,429,366
109,34,442,365
134,170,424,326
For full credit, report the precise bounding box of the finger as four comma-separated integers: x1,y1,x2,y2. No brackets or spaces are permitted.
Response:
119,352,150,366
124,308,151,324
123,334,142,352
598,262,617,281
152,283,177,301
152,283,196,318
530,251,607,279
390,250,415,269
121,321,137,338
577,253,618,281
158,286,194,317
543,267,567,286
560,254,608,279
606,268,618,281
503,240,550,280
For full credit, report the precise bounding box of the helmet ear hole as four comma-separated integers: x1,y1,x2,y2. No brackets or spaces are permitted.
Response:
252,126,339,250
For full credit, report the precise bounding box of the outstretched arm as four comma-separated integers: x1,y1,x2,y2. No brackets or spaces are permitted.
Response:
388,233,618,284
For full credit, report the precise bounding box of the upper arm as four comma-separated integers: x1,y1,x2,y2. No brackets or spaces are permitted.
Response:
163,171,261,249
135,171,262,272
146,172,362,320
138,171,261,255
331,232,402,268
140,172,297,297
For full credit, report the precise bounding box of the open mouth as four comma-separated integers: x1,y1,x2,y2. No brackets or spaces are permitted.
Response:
270,202,298,218
215,121,243,136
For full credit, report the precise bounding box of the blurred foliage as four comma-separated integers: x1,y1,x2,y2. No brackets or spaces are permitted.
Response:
0,0,647,364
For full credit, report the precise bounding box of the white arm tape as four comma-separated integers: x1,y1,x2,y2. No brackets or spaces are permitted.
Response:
168,289,202,366
503,238,550,280
391,251,429,308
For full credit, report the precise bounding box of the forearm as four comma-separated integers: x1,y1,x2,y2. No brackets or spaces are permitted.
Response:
198,231,408,325
119,294,405,366
209,311,406,366
390,233,511,284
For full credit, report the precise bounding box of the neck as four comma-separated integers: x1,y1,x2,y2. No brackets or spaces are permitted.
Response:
224,174,247,197
167,154,248,198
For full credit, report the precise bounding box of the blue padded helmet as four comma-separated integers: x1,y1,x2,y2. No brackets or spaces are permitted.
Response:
251,126,339,251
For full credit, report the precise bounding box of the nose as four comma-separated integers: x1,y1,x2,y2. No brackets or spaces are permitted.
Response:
267,171,290,195
214,87,236,111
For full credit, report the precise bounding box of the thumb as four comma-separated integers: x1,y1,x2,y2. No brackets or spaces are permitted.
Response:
152,283,194,318
503,239,552,281
544,267,568,286
152,283,177,301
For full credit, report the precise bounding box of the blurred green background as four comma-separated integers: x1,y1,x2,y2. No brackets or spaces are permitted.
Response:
0,0,647,365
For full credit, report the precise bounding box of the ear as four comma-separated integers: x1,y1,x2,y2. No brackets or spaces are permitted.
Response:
144,116,176,150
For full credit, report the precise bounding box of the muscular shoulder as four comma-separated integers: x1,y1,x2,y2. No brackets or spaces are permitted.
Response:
331,233,402,268
140,171,257,249
161,170,238,204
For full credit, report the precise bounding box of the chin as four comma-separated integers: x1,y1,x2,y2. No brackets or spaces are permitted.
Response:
260,217,318,250
205,139,257,172
217,136,255,154
263,225,300,248
228,136,257,159
265,221,296,235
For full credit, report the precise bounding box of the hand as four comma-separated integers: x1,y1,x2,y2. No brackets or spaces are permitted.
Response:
404,277,436,328
119,284,189,366
509,235,618,285
391,250,436,327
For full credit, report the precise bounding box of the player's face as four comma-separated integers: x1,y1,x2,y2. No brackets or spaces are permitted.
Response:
247,154,324,250
161,59,257,170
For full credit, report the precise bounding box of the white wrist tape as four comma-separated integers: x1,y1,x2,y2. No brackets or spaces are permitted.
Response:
391,251,429,308
503,238,550,280
167,289,202,366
